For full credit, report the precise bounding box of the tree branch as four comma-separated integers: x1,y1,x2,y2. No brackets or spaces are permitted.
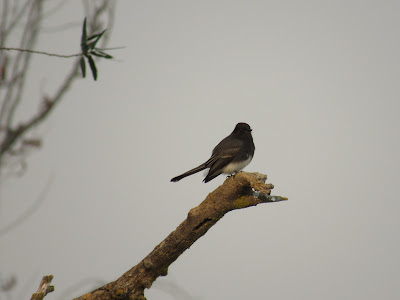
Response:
30,275,54,300
0,1,115,170
0,59,80,161
74,172,287,300
0,173,54,236
0,47,82,58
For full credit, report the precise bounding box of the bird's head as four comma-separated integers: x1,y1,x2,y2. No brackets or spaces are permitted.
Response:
233,122,252,134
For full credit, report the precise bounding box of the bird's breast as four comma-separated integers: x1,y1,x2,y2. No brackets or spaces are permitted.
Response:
222,156,253,174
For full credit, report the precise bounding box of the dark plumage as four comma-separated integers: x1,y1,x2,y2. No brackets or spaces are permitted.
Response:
171,123,255,183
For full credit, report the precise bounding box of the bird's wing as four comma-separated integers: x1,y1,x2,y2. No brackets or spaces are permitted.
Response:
203,137,243,181
211,136,244,157
208,147,239,168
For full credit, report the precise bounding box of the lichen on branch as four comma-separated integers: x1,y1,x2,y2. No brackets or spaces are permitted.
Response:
74,172,287,300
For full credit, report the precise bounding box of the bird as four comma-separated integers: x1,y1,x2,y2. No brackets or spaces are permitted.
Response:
171,122,255,183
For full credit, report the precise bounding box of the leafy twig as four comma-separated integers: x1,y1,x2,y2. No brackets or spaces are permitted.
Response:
1,16,116,81
79,17,113,80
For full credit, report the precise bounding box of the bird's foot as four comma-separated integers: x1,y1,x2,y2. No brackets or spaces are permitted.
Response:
226,171,241,179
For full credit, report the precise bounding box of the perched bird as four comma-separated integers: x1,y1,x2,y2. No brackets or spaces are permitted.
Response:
171,122,255,183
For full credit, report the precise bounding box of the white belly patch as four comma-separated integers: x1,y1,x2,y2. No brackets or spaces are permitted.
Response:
222,156,253,174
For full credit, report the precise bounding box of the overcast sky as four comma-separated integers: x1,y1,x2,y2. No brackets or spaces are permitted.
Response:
1,1,400,299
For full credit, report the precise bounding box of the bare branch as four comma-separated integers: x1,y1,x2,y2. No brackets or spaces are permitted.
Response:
6,0,43,128
30,275,54,300
74,172,287,300
0,47,81,58
0,58,80,162
3,0,31,38
0,0,9,45
0,173,54,236
0,0,115,172
41,0,67,19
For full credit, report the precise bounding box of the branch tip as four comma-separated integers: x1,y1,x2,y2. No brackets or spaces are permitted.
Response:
30,275,54,300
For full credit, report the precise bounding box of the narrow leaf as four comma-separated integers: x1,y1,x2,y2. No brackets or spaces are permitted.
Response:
80,17,88,54
91,50,113,59
87,29,107,49
80,56,86,78
87,55,97,81
87,29,107,42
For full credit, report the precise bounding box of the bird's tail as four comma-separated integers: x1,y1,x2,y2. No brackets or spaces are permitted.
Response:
203,171,222,183
171,164,207,182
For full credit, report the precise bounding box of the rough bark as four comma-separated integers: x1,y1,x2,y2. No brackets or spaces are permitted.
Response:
30,275,54,300
75,172,287,300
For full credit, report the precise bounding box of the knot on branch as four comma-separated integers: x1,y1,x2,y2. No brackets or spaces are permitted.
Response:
143,258,154,270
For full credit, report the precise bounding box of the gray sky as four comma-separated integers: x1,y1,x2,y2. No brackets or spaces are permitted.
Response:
1,1,400,299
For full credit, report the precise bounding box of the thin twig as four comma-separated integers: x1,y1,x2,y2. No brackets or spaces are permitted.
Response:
0,47,81,58
6,1,43,128
4,0,31,37
0,172,54,236
0,0,9,45
0,0,114,168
